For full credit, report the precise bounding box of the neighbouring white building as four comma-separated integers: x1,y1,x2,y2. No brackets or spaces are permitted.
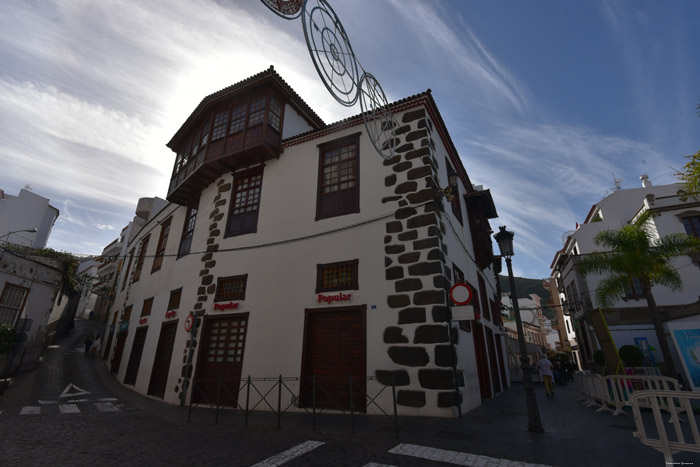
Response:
103,67,508,417
551,176,700,386
75,258,102,320
0,187,59,249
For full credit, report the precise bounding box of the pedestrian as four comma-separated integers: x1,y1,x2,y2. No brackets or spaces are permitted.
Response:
90,334,102,356
537,354,555,397
84,332,94,356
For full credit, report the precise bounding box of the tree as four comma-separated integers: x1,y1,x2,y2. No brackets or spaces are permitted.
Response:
576,210,700,379
675,149,700,198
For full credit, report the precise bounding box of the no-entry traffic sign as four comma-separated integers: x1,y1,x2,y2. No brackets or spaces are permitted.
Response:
449,283,473,306
184,314,195,332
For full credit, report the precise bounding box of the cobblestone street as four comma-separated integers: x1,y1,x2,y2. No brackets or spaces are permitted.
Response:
2,320,697,466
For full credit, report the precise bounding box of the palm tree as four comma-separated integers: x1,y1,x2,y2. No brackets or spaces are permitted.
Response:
576,210,700,380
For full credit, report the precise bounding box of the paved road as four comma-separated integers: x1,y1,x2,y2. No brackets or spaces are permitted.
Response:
1,319,696,466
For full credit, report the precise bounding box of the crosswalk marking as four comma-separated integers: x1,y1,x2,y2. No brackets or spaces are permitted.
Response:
38,400,58,405
389,444,552,467
97,397,118,402
59,404,80,414
363,463,397,467
67,399,89,403
251,440,325,467
20,406,40,415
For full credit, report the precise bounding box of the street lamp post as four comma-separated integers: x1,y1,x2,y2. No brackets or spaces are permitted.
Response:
494,225,544,433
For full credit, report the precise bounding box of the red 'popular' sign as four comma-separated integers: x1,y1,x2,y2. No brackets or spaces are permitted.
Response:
214,302,239,311
317,293,352,304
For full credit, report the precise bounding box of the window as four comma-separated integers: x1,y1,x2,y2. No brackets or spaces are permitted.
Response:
445,158,463,224
151,217,172,273
682,215,700,237
140,297,154,317
212,111,228,141
226,167,263,237
316,133,360,220
478,274,490,321
0,284,28,326
624,277,644,298
178,200,199,258
316,259,359,293
247,96,266,127
123,305,133,321
132,235,150,283
268,97,282,132
168,288,182,311
215,275,248,302
229,104,246,134
121,249,134,291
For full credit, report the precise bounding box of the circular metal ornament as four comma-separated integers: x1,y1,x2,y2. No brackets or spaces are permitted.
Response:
359,73,396,160
260,0,304,19
302,0,360,107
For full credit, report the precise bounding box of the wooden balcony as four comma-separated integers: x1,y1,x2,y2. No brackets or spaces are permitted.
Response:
167,125,281,205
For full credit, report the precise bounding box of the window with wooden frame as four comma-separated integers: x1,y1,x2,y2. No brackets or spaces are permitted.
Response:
212,111,228,141
229,104,246,135
178,200,199,258
624,277,644,299
140,297,154,317
316,259,359,293
445,158,463,225
121,249,134,291
316,133,360,220
167,288,182,311
682,215,700,237
478,274,490,321
247,96,266,128
132,234,150,283
0,283,28,326
268,96,282,132
123,305,133,321
214,275,248,302
226,167,263,237
151,217,172,273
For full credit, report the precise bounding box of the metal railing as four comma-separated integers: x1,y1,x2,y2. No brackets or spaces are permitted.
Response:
187,375,399,436
629,390,700,463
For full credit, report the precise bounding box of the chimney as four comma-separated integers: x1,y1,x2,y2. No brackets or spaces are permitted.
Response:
640,175,652,188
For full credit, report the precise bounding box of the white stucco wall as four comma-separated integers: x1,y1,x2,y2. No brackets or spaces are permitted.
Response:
0,188,58,249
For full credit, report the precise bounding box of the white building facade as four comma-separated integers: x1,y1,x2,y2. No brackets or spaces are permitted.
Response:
0,187,59,249
551,176,700,381
103,68,507,417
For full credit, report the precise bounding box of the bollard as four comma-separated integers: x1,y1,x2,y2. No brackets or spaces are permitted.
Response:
277,374,282,428
349,373,354,435
392,375,399,438
245,375,251,426
216,376,222,424
312,374,317,431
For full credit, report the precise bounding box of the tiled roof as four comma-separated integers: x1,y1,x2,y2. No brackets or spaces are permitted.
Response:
167,66,326,149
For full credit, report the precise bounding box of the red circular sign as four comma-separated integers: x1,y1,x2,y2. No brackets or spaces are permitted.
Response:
449,283,473,305
184,315,194,332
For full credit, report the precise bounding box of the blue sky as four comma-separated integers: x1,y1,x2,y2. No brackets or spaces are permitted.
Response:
1,0,699,279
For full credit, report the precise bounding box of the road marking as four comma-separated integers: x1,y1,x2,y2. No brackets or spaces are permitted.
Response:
59,404,81,414
388,443,553,467
97,397,118,402
20,406,41,415
59,383,90,398
47,345,60,349
38,400,58,405
251,440,325,467
363,463,398,467
94,402,121,413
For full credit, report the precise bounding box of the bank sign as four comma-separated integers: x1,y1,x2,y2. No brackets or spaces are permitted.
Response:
317,292,352,305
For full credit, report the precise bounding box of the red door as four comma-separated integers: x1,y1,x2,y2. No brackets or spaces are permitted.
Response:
193,314,248,406
124,327,148,385
485,327,502,394
148,321,178,399
110,330,128,374
302,306,366,412
472,322,492,401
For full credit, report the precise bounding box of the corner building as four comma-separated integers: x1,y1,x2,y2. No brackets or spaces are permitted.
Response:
105,67,507,417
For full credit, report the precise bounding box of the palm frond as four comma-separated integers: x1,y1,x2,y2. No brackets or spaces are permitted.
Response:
595,274,631,308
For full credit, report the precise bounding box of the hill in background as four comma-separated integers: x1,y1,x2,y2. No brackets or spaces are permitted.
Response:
498,275,555,320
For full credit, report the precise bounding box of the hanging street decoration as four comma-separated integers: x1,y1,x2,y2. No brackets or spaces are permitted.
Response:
260,0,398,160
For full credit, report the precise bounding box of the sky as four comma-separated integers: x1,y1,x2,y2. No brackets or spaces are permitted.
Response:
1,0,699,279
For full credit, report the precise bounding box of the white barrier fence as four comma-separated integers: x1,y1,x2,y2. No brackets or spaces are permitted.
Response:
629,390,700,463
